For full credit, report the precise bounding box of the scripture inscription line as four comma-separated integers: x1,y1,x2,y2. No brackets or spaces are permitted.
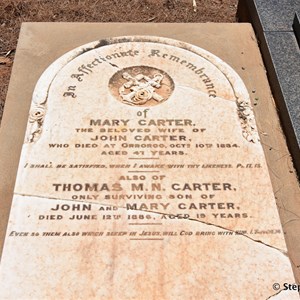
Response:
128,223,163,226
128,171,160,173
130,238,164,241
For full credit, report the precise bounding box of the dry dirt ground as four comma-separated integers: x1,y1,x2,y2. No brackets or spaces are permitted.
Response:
0,0,238,122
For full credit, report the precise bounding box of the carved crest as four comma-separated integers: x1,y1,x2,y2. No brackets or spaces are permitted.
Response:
119,72,164,106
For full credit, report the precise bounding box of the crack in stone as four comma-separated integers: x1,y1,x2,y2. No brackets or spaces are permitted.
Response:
275,193,300,224
176,84,235,102
266,289,284,299
177,82,258,144
14,192,288,256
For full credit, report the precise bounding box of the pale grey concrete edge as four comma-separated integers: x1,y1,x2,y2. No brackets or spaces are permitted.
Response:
0,24,37,260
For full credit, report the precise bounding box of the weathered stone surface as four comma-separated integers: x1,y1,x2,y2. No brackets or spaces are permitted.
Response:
0,24,298,299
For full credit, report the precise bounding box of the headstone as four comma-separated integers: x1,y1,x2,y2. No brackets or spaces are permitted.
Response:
0,23,299,299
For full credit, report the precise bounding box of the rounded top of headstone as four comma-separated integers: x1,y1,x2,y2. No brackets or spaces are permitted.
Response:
27,35,259,143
